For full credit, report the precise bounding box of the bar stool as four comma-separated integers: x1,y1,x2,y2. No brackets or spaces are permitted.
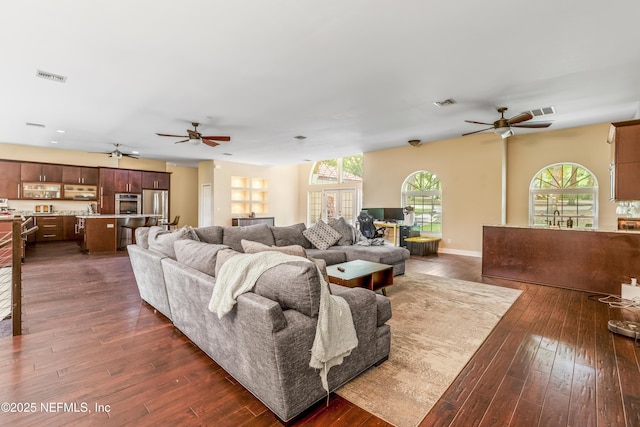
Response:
144,217,158,227
166,215,180,230
120,216,146,249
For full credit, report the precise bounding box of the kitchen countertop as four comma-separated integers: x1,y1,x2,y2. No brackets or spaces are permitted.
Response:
484,224,640,233
76,214,163,219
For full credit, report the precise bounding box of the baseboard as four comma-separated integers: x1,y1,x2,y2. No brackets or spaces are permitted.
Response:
438,248,482,258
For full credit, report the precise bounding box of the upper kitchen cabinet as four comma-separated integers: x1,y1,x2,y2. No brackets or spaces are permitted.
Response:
142,171,170,190
113,169,142,193
0,160,21,199
608,119,640,200
21,162,62,183
62,166,99,185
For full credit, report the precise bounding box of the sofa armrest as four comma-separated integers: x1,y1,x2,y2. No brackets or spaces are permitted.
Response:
375,294,392,326
237,293,288,333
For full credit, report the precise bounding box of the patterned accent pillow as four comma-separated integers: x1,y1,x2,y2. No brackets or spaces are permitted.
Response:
302,220,342,250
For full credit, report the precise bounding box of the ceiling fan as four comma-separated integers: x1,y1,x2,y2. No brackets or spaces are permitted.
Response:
95,144,138,159
156,122,231,147
462,107,552,138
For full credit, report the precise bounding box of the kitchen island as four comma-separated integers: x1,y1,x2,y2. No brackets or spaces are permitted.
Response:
482,225,640,295
76,214,159,253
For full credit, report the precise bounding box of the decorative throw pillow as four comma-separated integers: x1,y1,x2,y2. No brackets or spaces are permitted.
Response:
148,226,199,259
270,223,312,249
174,240,230,277
328,216,354,246
241,239,307,258
302,220,342,250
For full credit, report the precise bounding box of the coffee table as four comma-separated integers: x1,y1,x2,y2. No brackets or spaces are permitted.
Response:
326,259,393,295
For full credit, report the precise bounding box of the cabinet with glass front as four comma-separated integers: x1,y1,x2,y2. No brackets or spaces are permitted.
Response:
62,184,98,200
21,182,62,199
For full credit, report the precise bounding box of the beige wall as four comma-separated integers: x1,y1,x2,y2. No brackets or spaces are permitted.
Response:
166,165,198,227
506,123,615,229
362,123,618,255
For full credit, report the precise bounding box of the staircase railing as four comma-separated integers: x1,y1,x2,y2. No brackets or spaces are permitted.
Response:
0,216,22,336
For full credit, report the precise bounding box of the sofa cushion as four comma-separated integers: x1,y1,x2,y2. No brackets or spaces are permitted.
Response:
148,226,199,259
329,245,410,265
328,217,354,246
174,240,230,277
135,227,150,249
253,260,322,318
215,248,241,277
241,239,307,258
194,226,224,244
270,223,312,249
305,248,348,265
302,220,342,250
223,223,275,252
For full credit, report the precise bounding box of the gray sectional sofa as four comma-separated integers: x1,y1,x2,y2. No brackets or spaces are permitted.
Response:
127,221,408,421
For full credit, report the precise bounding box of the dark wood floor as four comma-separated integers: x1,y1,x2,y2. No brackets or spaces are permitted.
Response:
0,242,638,426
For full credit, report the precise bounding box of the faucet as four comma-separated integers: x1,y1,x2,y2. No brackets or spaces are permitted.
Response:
553,209,560,226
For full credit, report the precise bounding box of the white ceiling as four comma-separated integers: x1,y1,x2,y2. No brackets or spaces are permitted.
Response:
2,1,640,167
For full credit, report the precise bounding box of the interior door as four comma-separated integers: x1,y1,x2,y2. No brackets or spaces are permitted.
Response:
322,189,357,224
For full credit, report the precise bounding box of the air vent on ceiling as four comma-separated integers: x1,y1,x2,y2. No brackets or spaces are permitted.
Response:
433,98,457,107
36,69,67,83
527,106,555,117
26,122,46,128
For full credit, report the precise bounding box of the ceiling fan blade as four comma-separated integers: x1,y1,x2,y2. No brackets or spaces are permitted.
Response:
464,120,494,126
157,133,188,138
123,154,139,159
511,122,552,129
462,127,495,136
202,139,220,148
174,139,190,144
507,112,533,125
201,136,231,142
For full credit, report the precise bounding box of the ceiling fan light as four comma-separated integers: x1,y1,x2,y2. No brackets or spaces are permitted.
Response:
111,152,122,159
190,138,202,146
495,126,512,138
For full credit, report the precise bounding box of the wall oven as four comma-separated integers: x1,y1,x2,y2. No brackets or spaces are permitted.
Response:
115,193,141,214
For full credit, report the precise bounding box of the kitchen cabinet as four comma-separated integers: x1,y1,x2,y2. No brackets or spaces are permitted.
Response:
35,216,63,241
142,171,171,190
21,182,62,200
62,166,99,185
20,162,62,183
79,217,117,253
63,215,83,240
608,119,640,200
0,160,21,198
113,169,142,193
99,168,142,213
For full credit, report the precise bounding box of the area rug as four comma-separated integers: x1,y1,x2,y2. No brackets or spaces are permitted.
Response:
336,273,522,427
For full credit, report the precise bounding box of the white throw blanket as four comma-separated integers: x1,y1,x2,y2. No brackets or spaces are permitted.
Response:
208,251,358,393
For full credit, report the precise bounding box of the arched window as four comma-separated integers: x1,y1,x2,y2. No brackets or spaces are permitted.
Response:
529,163,598,228
401,171,442,235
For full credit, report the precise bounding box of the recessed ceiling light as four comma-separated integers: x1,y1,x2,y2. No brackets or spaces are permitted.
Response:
294,135,307,140
50,141,58,144
26,122,45,128
433,98,457,107
56,129,66,134
303,159,312,162
132,151,139,154
223,153,232,156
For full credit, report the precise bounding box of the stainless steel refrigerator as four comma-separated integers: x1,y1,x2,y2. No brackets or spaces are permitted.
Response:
142,189,169,225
